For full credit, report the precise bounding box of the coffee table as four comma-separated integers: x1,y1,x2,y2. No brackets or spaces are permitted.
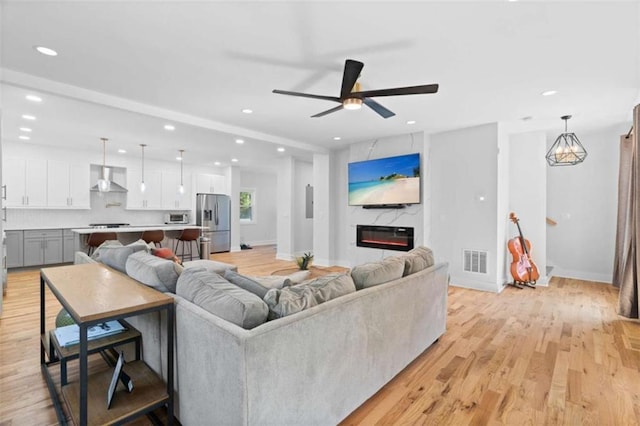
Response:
40,262,174,425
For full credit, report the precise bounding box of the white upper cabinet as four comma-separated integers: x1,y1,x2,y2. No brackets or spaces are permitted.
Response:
126,169,162,209
195,173,228,195
162,171,191,210
3,158,47,208
47,161,90,209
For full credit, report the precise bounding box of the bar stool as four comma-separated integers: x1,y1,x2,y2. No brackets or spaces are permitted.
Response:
141,230,165,248
86,232,118,256
174,228,200,262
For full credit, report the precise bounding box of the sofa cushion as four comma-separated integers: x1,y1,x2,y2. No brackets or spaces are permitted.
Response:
177,268,268,329
94,244,148,273
183,259,238,274
402,246,435,276
264,273,356,319
126,251,181,293
250,275,291,290
224,270,271,299
350,257,405,290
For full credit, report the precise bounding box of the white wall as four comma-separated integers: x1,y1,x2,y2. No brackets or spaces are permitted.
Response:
546,123,627,283
239,170,277,246
431,123,503,292
293,160,313,254
333,132,425,267
508,131,547,285
276,156,294,260
313,153,331,266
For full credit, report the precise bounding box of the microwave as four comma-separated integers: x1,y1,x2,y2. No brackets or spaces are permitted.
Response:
165,213,189,224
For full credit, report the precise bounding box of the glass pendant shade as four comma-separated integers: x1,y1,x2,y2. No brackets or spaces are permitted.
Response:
545,115,587,166
178,149,185,195
97,138,111,192
140,144,147,193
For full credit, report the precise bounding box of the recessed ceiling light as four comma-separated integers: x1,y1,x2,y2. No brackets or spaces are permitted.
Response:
34,46,58,56
19,135,30,140
214,161,221,166
22,114,36,120
19,127,32,132
333,136,341,141
25,95,42,102
235,139,244,144
241,109,253,114
118,149,127,154
231,158,239,162
541,90,557,96
406,120,416,125
164,124,175,131
277,147,285,152
176,156,182,161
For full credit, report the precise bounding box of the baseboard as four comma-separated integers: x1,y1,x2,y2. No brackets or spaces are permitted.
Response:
244,239,276,247
548,267,611,284
276,252,294,261
230,245,242,253
449,275,502,293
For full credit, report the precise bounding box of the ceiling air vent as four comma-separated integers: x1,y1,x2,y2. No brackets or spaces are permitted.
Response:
463,249,488,274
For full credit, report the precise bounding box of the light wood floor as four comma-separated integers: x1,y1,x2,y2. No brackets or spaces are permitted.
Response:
1,245,640,425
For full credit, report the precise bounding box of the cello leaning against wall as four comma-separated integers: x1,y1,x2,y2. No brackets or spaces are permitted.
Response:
507,212,539,289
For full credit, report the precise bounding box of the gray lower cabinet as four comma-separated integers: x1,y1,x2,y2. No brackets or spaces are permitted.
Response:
23,230,63,267
6,230,24,268
63,229,75,263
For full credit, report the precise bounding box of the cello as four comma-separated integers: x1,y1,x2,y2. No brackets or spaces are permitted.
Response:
508,212,539,288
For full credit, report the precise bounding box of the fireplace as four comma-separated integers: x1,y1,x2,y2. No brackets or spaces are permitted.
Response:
356,225,414,252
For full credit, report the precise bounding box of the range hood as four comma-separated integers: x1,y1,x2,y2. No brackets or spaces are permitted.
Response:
90,166,128,193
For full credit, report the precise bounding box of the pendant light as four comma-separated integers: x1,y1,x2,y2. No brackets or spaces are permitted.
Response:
545,115,588,166
178,149,185,195
139,144,147,193
97,138,111,192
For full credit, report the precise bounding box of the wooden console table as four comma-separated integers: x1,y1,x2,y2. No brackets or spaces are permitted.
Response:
40,263,174,425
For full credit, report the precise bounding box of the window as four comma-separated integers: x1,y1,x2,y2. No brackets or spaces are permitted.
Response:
240,189,256,223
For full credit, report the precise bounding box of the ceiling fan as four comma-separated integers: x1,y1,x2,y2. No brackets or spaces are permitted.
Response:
272,59,439,119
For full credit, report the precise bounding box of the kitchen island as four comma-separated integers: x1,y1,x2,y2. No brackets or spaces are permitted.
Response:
71,225,203,257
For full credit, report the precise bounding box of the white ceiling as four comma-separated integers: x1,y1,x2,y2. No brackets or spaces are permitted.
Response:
1,1,639,169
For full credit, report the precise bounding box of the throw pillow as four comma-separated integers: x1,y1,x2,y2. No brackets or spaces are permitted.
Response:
90,239,123,260
224,270,270,299
350,256,405,290
152,247,183,265
126,251,180,293
94,244,148,273
401,246,435,276
264,273,356,319
177,268,268,329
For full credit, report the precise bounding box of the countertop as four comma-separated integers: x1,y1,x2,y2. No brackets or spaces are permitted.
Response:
71,225,202,234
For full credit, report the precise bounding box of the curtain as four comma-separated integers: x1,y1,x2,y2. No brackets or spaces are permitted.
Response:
614,104,639,318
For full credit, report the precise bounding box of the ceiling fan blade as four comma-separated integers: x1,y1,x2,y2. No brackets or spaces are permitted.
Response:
272,89,340,103
354,84,439,98
340,59,364,98
363,98,395,119
311,105,344,118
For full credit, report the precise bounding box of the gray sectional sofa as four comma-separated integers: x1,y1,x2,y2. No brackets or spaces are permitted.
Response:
75,245,449,425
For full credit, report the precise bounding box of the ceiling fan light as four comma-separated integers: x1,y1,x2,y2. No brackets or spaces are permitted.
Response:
343,98,363,110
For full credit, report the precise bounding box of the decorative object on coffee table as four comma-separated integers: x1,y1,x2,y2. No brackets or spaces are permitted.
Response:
296,252,314,270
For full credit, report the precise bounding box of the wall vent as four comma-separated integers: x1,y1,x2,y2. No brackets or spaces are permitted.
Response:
463,249,488,274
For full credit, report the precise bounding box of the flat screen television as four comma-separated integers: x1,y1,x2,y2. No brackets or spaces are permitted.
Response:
348,153,421,207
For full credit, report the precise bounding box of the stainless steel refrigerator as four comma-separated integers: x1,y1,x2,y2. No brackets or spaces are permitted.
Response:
196,193,231,253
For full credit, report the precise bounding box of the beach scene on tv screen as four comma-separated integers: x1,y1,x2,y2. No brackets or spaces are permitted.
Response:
348,153,420,205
